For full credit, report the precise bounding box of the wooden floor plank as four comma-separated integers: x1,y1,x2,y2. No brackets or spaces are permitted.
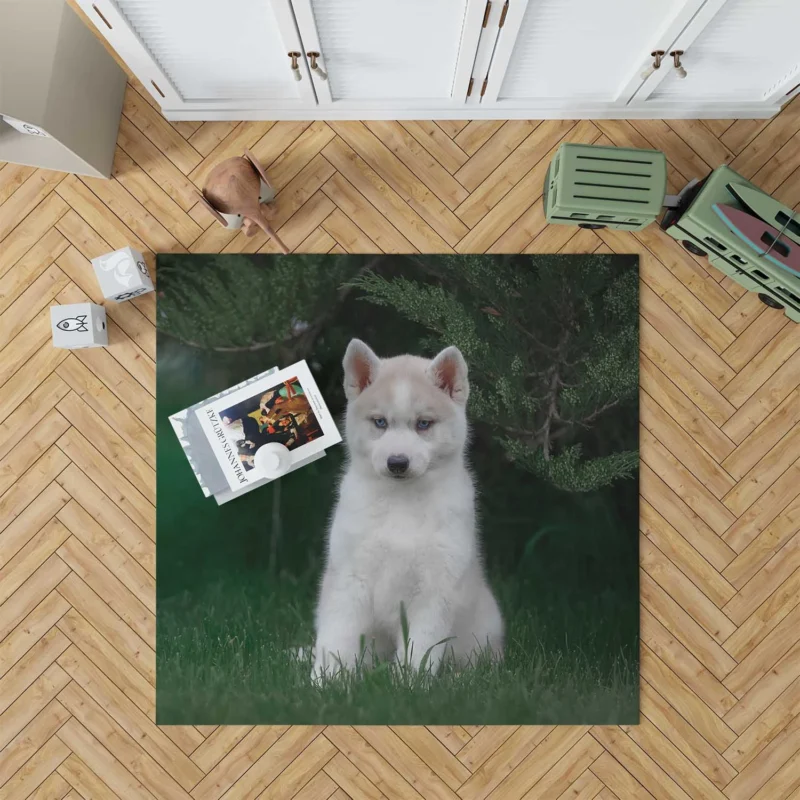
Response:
364,121,468,210
640,680,737,790
328,121,469,246
57,646,202,789
0,555,70,643
400,121,470,175
641,613,737,719
121,85,202,175
56,681,189,800
0,163,36,207
56,571,155,684
56,500,154,613
0,591,70,682
56,718,157,800
322,137,453,252
56,535,154,644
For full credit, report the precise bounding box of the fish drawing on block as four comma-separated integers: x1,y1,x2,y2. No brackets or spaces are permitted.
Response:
713,204,800,277
56,315,89,333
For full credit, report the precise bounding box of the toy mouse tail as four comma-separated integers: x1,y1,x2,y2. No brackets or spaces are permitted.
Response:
255,213,290,254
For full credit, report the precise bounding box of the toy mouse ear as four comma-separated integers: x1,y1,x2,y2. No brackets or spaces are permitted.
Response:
196,190,229,228
243,148,274,193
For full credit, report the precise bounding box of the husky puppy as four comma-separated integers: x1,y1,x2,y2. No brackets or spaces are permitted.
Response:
312,339,503,679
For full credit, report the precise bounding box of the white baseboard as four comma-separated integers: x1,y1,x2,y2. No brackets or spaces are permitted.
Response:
162,103,780,122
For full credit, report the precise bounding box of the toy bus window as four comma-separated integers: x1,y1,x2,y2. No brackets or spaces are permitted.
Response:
627,219,639,223
776,212,800,238
731,254,747,265
570,213,588,218
552,186,557,203
752,269,769,280
597,215,613,221
777,287,800,305
552,159,560,178
761,233,791,259
704,236,727,251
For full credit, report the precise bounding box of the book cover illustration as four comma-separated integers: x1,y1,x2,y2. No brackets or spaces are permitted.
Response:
193,360,342,496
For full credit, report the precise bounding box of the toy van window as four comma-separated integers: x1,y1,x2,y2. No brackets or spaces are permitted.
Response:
776,212,800,238
753,269,769,280
704,236,727,251
777,287,800,305
761,233,791,258
731,254,747,265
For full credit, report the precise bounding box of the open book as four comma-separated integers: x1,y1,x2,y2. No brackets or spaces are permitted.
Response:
169,360,342,504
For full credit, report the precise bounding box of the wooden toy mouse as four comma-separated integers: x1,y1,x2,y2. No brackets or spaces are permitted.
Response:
197,149,290,254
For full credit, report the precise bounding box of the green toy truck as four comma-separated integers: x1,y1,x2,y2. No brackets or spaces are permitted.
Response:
659,165,800,323
544,143,800,322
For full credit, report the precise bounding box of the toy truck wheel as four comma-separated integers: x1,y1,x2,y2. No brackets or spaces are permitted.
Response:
682,240,707,257
578,223,607,230
758,293,785,310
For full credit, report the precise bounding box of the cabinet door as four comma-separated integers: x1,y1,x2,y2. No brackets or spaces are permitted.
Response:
76,0,316,111
638,0,800,106
290,0,486,108
482,0,707,108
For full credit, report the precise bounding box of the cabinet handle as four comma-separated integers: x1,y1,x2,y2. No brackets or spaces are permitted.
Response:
641,50,665,80
307,52,328,82
670,50,687,79
92,4,113,29
288,51,302,81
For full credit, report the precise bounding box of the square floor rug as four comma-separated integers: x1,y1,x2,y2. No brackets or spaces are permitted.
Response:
156,252,639,725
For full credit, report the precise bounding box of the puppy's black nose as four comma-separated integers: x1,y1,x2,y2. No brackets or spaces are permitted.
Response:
387,455,409,475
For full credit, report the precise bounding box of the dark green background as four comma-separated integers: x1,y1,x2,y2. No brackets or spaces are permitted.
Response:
156,254,639,725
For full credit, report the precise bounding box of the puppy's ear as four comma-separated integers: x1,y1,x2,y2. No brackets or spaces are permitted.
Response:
428,346,469,404
343,339,380,401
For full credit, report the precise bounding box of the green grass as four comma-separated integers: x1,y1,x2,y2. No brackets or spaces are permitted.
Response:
156,575,638,725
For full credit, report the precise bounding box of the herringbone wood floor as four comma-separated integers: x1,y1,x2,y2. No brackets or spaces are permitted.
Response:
2,64,800,799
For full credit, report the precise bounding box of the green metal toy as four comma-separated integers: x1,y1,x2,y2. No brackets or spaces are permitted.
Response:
660,165,800,322
544,143,800,322
543,143,667,231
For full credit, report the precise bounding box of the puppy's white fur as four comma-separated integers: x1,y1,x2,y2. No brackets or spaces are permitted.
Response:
312,339,503,678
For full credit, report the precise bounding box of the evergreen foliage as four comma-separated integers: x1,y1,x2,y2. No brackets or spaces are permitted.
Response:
157,252,364,358
352,254,638,491
156,252,638,491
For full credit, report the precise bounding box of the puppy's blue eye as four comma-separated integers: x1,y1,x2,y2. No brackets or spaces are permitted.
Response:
373,417,387,429
416,419,432,431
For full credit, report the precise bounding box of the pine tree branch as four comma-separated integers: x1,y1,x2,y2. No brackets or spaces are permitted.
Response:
560,398,622,429
158,329,279,353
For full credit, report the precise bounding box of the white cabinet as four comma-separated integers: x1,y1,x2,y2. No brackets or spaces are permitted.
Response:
635,0,800,108
79,0,316,111
77,0,800,120
290,0,486,109
478,0,799,115
481,0,706,106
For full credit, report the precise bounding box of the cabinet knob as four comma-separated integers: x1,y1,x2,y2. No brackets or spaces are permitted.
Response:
670,50,687,79
307,52,328,82
288,52,302,81
641,50,665,81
